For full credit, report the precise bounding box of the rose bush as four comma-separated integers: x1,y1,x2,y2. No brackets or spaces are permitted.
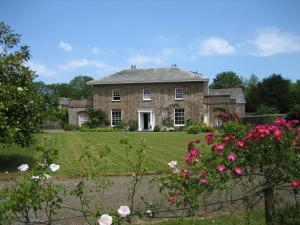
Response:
160,117,300,225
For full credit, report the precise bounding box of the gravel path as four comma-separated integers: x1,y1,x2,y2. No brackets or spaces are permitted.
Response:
0,176,297,225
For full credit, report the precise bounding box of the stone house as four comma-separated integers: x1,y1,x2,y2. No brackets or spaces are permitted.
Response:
68,67,245,130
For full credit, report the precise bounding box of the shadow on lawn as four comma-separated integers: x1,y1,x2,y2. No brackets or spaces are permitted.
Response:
0,154,36,172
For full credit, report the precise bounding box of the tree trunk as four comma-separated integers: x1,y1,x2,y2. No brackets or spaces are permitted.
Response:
264,186,275,225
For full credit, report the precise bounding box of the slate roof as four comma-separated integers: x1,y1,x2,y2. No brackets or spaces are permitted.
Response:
88,67,208,85
208,88,246,104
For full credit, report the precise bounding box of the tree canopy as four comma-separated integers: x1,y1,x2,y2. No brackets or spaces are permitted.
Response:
0,22,46,147
210,71,243,89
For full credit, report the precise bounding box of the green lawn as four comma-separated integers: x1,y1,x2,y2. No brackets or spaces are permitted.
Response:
142,210,265,225
0,132,206,177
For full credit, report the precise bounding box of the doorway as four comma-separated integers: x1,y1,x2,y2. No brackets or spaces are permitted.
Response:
137,109,155,131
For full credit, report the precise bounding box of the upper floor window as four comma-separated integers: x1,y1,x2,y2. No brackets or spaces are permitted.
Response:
112,89,120,101
143,89,151,101
175,88,184,100
111,109,121,126
174,108,185,126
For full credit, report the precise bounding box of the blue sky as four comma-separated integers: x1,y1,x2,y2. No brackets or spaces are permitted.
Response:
1,0,300,83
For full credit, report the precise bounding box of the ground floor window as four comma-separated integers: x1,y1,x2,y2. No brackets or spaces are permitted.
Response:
111,109,121,126
174,108,185,126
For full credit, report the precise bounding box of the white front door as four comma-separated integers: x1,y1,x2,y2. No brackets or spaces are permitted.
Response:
137,109,155,131
78,114,88,126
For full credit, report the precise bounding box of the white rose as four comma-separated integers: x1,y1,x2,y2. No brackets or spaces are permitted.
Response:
18,164,29,172
32,175,40,181
117,205,130,218
44,173,51,180
167,160,177,168
172,168,181,174
49,164,60,172
98,214,113,225
17,87,23,91
146,209,153,217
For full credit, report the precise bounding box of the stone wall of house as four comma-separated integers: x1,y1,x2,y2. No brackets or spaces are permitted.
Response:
92,81,208,126
68,100,93,125
68,107,89,125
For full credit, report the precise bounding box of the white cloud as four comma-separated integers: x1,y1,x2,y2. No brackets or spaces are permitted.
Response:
26,62,57,77
59,41,73,51
128,48,174,65
92,46,99,54
199,37,235,55
253,27,300,56
58,58,106,71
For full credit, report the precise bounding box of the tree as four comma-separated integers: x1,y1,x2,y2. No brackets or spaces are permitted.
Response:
244,74,260,112
257,74,291,113
0,21,46,147
289,80,300,106
69,75,93,100
210,71,243,89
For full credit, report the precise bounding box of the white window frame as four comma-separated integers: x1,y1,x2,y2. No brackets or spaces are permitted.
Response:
174,108,185,126
143,89,151,101
112,89,120,102
111,109,122,127
175,88,184,100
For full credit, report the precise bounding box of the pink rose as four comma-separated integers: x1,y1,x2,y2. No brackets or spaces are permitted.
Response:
227,152,237,161
199,178,208,184
273,127,283,141
245,130,254,139
205,132,215,144
256,125,270,138
213,142,225,153
236,140,245,149
217,165,226,172
182,169,191,177
298,127,300,138
184,153,192,165
233,167,243,175
167,196,175,203
290,179,299,189
274,117,286,126
198,171,207,177
223,135,235,142
189,148,200,158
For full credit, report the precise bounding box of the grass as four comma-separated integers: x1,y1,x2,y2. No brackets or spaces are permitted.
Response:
0,132,206,177
141,210,265,225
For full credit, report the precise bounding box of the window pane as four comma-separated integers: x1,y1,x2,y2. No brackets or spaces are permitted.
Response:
175,88,183,99
111,109,121,126
143,89,151,100
112,89,120,101
174,108,185,125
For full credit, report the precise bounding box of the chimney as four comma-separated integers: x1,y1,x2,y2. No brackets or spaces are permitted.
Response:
171,64,177,67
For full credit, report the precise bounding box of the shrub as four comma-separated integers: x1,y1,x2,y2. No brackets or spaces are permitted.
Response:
86,109,109,128
128,121,138,132
256,105,279,114
154,124,161,132
185,119,197,126
174,126,185,132
200,125,214,132
114,121,125,130
161,117,300,225
287,104,300,121
48,108,68,123
185,125,201,134
79,127,119,132
63,124,80,131
219,121,248,139
218,112,240,123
